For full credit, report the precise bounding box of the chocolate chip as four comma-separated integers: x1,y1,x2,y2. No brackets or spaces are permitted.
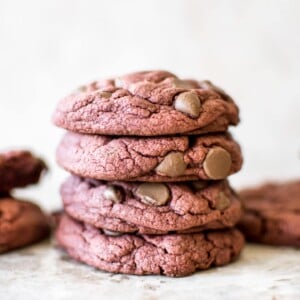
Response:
203,147,232,180
97,91,112,98
171,78,195,89
103,186,122,203
215,192,231,210
103,229,123,236
174,91,201,118
155,152,187,177
191,181,208,190
136,183,170,206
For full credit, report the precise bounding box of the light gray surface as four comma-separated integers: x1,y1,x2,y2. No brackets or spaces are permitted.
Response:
1,241,299,300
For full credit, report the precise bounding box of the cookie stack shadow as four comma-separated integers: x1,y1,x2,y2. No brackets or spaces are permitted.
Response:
53,70,245,277
0,150,49,253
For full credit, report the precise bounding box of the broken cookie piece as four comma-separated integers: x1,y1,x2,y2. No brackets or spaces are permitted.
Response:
0,150,47,192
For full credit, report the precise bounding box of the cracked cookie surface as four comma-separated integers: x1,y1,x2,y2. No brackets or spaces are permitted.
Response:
61,176,242,234
238,180,300,247
56,132,242,181
0,150,47,192
53,70,239,136
56,214,244,277
0,197,50,253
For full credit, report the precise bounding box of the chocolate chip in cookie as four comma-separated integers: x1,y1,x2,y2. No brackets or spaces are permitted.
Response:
136,183,170,206
103,186,122,203
174,91,201,118
155,152,187,177
203,147,232,179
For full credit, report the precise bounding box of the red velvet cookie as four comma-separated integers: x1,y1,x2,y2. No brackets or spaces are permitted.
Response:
53,70,239,136
57,132,242,181
61,176,242,234
56,214,244,277
0,150,46,192
239,180,300,247
0,198,50,253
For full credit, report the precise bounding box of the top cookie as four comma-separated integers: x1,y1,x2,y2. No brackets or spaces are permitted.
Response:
53,70,239,136
0,150,47,192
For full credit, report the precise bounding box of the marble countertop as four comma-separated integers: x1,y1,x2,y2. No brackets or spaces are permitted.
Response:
1,241,299,300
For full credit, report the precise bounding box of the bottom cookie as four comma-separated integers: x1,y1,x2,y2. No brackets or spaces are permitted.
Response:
0,198,50,253
239,180,300,247
56,214,244,277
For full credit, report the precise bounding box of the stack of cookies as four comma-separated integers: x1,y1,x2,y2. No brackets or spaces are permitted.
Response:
0,150,49,253
53,70,244,277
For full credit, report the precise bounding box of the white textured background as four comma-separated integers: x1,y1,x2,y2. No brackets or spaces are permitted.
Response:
0,0,299,211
